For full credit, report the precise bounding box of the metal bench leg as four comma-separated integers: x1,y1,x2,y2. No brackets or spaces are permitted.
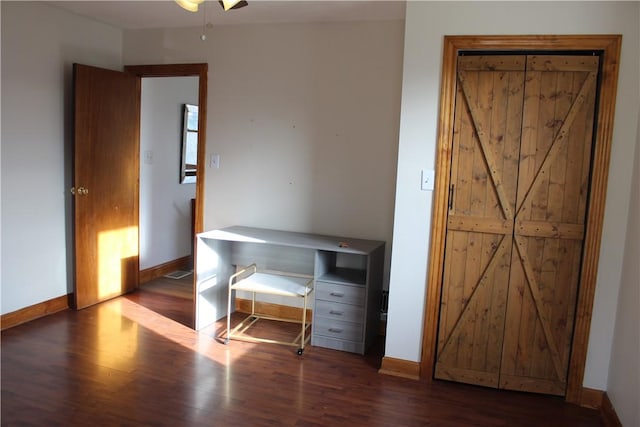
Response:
226,278,232,345
297,291,309,356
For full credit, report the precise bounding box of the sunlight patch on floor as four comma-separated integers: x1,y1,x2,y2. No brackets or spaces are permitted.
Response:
115,297,257,366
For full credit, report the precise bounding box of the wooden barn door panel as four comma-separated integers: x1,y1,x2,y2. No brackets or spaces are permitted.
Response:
435,56,525,387
499,56,599,395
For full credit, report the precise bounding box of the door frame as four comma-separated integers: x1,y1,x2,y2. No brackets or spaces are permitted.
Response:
124,63,208,321
421,35,621,404
124,63,208,236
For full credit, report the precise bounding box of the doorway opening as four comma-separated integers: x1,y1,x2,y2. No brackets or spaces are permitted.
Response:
126,64,208,328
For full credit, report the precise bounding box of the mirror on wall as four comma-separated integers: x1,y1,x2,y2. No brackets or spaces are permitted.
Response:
181,103,198,184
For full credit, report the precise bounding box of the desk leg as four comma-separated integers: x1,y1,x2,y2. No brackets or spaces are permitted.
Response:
251,292,256,316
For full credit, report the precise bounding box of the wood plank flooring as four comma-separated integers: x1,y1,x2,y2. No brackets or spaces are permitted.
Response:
140,273,194,299
1,285,604,426
136,273,194,328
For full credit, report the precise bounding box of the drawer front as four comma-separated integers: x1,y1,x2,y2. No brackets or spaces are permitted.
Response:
313,317,363,342
315,300,364,323
315,281,365,306
311,335,365,355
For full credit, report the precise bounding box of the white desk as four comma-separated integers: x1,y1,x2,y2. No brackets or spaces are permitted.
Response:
195,226,385,354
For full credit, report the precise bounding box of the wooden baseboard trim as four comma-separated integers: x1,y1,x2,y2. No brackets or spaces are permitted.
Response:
580,387,604,409
1,294,70,331
140,256,192,284
379,356,421,380
575,385,624,427
600,392,622,427
235,298,312,321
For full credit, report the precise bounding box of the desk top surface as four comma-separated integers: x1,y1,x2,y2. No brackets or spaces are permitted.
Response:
198,226,384,255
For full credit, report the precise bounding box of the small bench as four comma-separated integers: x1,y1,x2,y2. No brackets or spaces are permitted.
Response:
225,264,314,355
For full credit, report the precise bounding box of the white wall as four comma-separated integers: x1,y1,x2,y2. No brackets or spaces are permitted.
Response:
0,2,122,314
606,114,640,427
140,77,198,270
387,1,640,392
124,20,405,289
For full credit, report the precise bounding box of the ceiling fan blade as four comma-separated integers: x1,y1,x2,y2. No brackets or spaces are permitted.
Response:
219,0,248,11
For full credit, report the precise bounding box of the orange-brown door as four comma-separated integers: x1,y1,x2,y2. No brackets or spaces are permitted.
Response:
435,54,599,395
73,64,141,309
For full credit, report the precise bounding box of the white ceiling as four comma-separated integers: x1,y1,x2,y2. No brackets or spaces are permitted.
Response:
50,1,406,30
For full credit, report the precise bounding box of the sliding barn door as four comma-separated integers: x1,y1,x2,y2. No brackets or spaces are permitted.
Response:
435,54,599,396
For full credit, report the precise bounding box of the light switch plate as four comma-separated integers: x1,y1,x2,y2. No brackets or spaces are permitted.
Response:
210,154,220,169
421,169,435,191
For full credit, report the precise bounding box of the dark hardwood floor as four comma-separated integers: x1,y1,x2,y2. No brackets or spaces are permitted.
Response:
135,273,194,328
1,284,603,426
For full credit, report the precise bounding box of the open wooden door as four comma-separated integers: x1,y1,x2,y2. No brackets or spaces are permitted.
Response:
73,64,141,309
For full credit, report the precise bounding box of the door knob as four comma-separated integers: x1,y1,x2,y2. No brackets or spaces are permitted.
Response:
71,186,89,196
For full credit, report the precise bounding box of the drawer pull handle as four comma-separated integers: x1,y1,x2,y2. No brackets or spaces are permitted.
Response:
329,292,344,297
328,328,343,333
329,310,343,316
